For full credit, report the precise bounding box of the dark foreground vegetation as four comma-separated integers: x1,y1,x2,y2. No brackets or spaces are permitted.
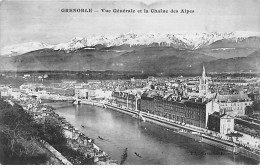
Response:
0,98,93,164
0,99,48,164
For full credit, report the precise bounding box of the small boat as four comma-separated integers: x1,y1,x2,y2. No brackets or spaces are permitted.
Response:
81,125,85,128
134,152,142,158
98,136,104,140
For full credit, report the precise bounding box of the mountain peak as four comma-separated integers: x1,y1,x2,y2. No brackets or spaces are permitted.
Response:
1,42,53,56
1,31,260,56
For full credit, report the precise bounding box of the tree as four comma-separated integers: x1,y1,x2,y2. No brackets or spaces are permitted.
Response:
0,98,94,165
0,99,48,164
41,117,67,146
245,106,253,116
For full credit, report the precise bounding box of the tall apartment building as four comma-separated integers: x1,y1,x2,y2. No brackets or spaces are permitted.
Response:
139,91,217,129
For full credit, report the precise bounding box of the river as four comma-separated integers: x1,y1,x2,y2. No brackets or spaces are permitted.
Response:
46,102,259,165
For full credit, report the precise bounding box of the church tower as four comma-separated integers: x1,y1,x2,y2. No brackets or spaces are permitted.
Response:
199,65,209,96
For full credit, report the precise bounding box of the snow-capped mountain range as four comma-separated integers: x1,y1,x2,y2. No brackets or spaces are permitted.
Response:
1,31,260,56
1,42,53,56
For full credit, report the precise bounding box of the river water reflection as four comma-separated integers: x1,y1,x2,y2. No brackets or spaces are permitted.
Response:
47,102,259,165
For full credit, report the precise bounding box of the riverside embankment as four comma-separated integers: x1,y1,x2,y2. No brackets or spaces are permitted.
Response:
104,103,260,162
40,104,118,165
48,101,259,164
13,96,117,165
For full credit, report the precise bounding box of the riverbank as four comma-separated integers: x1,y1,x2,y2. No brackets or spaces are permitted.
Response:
9,95,118,165
40,97,260,163
103,102,260,162
45,101,259,164
0,98,73,165
40,104,118,165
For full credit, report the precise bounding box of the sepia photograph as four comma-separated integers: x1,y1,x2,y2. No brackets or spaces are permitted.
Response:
0,0,259,165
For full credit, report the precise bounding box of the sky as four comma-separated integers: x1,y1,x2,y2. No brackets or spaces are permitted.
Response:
0,0,260,47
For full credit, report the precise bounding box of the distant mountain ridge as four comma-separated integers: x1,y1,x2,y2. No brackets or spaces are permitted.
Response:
1,31,260,56
0,46,259,74
1,42,53,57
0,31,259,74
46,31,260,51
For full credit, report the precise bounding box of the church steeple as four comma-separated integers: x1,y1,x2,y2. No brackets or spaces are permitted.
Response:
202,64,206,84
199,64,209,96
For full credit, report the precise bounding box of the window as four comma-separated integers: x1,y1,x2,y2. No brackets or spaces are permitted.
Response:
169,114,172,119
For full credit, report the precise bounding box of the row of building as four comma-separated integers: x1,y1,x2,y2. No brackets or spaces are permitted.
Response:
110,90,234,134
109,66,254,135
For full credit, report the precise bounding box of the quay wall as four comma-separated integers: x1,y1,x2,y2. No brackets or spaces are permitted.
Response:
104,103,260,161
40,140,73,165
201,136,234,152
105,104,138,116
141,110,235,152
236,147,260,161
